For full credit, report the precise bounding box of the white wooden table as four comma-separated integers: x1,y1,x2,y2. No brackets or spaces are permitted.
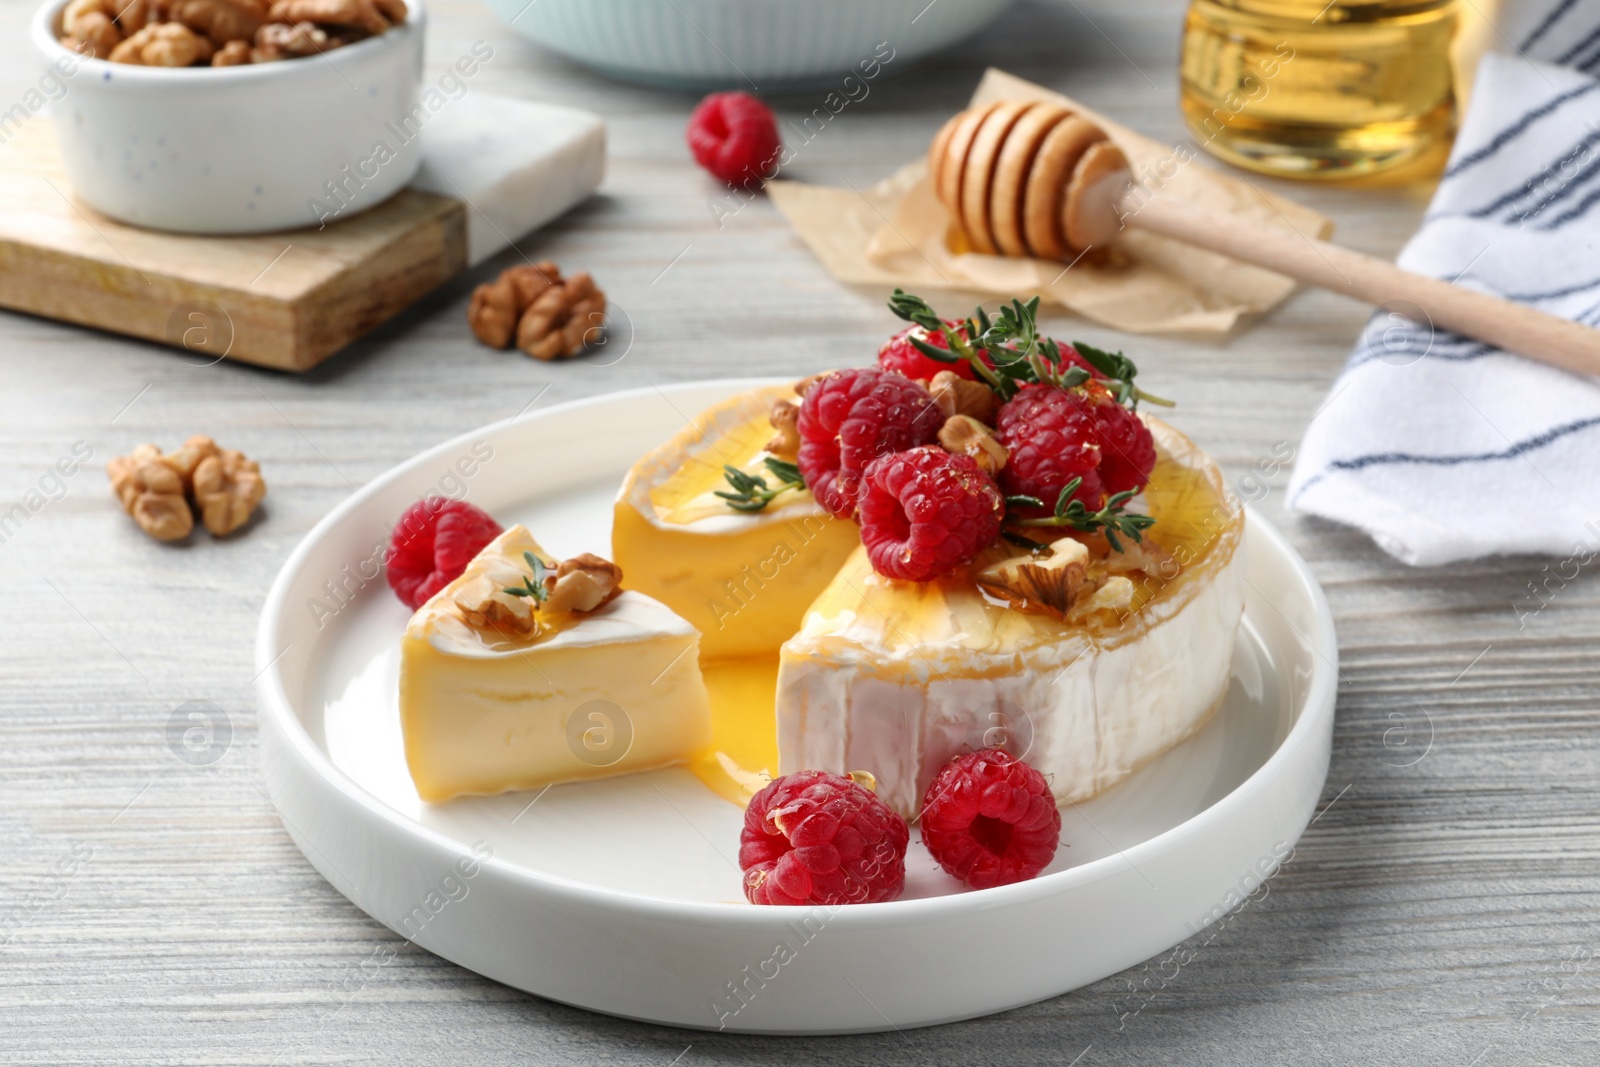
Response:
4,1,1597,1063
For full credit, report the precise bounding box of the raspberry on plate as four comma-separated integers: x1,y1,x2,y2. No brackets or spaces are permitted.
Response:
921,749,1061,890
877,322,979,382
386,498,504,610
686,91,781,188
859,446,1004,581
740,770,910,906
797,369,943,519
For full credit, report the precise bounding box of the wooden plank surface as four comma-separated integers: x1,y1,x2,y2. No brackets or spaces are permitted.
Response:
3,0,1598,1064
0,117,467,371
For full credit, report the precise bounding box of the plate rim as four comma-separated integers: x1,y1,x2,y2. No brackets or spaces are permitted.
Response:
256,377,1338,925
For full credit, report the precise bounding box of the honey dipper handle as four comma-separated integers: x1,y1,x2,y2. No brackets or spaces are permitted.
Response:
1121,190,1600,378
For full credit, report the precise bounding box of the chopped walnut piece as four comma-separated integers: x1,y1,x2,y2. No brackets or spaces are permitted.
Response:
927,370,996,424
269,0,390,35
937,414,1006,474
516,271,605,361
162,434,220,488
766,399,800,460
212,37,251,63
252,18,333,56
793,373,826,398
503,262,561,305
108,444,194,542
61,0,123,57
116,0,162,33
465,276,520,349
1100,534,1173,576
170,0,267,43
976,538,1089,619
451,556,540,637
109,21,208,64
1065,576,1134,622
63,0,402,65
543,553,623,615
191,446,265,536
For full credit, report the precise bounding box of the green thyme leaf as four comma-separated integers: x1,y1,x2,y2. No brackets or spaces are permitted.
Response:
502,550,551,602
1016,481,1157,549
1071,340,1174,409
887,289,1171,409
715,459,805,513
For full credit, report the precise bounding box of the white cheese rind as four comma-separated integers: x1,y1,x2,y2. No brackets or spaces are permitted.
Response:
775,418,1246,818
776,551,1243,817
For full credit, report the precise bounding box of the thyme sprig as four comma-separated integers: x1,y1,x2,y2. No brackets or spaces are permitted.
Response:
717,457,805,513
502,551,551,602
887,289,1172,408
1007,478,1157,553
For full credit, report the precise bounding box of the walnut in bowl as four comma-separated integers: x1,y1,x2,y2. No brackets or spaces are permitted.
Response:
58,0,410,69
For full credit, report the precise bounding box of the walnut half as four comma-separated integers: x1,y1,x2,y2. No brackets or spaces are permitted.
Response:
938,414,1007,474
544,553,623,614
516,271,605,361
451,554,541,637
109,22,213,65
766,399,800,460
927,370,996,424
977,538,1089,619
107,445,193,542
192,447,266,536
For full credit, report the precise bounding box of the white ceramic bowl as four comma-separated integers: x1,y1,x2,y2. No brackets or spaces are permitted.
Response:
30,0,425,235
483,0,1013,88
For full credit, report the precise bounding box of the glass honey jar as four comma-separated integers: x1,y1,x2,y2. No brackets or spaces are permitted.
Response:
1180,0,1460,179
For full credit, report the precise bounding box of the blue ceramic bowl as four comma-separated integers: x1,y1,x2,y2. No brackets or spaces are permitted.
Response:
483,0,1013,88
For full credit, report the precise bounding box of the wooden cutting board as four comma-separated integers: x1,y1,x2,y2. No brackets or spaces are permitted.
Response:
0,116,467,372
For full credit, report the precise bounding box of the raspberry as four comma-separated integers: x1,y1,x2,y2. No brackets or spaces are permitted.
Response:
797,369,943,519
740,770,909,906
859,446,1003,581
993,383,1106,518
877,322,979,381
1086,388,1157,497
920,749,1061,889
385,498,503,610
686,92,781,188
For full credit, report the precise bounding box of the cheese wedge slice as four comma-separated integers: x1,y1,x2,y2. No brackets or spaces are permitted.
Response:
775,416,1245,817
399,525,712,801
613,384,862,660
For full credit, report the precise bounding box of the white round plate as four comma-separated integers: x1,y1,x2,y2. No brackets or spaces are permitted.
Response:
257,379,1337,1035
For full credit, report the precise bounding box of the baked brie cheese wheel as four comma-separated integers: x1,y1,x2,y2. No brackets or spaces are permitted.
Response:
774,417,1245,818
400,525,713,801
612,384,861,660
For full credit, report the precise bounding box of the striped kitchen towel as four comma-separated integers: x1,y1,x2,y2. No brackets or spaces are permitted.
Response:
1288,3,1600,566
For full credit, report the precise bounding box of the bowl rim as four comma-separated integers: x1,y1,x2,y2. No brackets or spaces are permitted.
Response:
31,0,425,83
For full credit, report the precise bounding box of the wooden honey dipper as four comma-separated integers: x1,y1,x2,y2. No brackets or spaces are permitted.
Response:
930,101,1600,378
